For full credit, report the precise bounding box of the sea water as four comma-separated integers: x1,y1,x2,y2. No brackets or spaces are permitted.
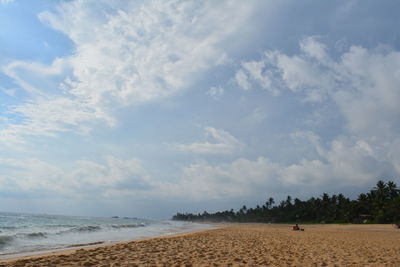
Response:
0,212,211,258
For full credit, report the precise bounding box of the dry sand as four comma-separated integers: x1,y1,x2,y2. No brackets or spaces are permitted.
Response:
0,224,399,266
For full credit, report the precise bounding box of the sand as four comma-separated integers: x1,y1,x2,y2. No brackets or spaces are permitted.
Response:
0,224,399,266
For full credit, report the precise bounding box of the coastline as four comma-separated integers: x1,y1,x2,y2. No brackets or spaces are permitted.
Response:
1,223,399,266
0,216,214,261
0,228,217,265
0,222,218,261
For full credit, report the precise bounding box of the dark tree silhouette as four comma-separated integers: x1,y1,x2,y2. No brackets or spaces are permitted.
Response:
172,180,400,224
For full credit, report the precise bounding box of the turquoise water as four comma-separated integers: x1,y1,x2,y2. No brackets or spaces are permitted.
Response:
0,212,211,258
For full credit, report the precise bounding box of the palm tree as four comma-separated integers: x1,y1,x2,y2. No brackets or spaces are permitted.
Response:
285,195,293,208
265,197,274,209
387,181,399,199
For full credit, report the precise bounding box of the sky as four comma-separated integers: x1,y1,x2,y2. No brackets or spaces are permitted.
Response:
1,0,400,219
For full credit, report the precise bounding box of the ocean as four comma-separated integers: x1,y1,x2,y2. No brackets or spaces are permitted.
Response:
0,212,211,258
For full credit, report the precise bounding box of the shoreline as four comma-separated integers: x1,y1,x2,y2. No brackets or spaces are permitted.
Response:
0,225,218,261
1,223,399,266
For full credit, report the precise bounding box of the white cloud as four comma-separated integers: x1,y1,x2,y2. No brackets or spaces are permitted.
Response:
68,156,153,195
242,61,271,89
234,70,251,90
333,46,400,138
0,86,16,96
177,157,281,200
235,60,274,94
0,95,111,148
177,38,400,200
234,37,400,177
1,0,259,144
0,58,112,146
206,86,224,99
0,156,154,197
11,98,98,135
172,135,389,200
0,131,394,202
175,127,243,155
237,37,400,126
0,0,14,4
299,36,328,61
2,58,70,96
235,37,336,100
290,131,324,156
0,158,64,193
55,0,247,107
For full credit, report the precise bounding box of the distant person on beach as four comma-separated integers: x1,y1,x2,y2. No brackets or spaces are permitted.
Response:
292,224,304,231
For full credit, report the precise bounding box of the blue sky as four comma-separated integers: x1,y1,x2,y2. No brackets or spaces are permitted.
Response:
1,0,400,219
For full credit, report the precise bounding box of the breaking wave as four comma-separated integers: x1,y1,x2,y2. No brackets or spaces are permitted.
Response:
111,223,146,229
24,232,47,239
0,236,14,249
67,225,102,233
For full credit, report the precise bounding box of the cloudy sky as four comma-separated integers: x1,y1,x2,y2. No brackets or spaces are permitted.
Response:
1,0,400,218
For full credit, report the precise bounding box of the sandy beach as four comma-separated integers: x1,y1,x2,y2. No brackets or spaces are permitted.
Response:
0,224,399,266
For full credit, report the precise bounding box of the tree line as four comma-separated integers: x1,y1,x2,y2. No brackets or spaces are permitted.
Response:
172,180,400,224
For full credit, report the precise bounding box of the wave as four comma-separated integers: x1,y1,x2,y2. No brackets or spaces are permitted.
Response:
0,232,48,248
1,223,149,241
65,241,104,248
110,223,146,229
23,232,47,239
0,236,14,248
66,225,102,233
0,226,18,230
62,223,147,233
43,224,76,228
0,221,151,250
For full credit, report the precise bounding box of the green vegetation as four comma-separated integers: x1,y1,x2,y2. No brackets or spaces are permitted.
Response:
172,180,400,224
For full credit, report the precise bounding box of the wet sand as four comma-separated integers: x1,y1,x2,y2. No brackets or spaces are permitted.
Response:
0,224,399,266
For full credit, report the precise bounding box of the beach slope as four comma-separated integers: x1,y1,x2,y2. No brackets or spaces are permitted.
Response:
1,224,399,266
